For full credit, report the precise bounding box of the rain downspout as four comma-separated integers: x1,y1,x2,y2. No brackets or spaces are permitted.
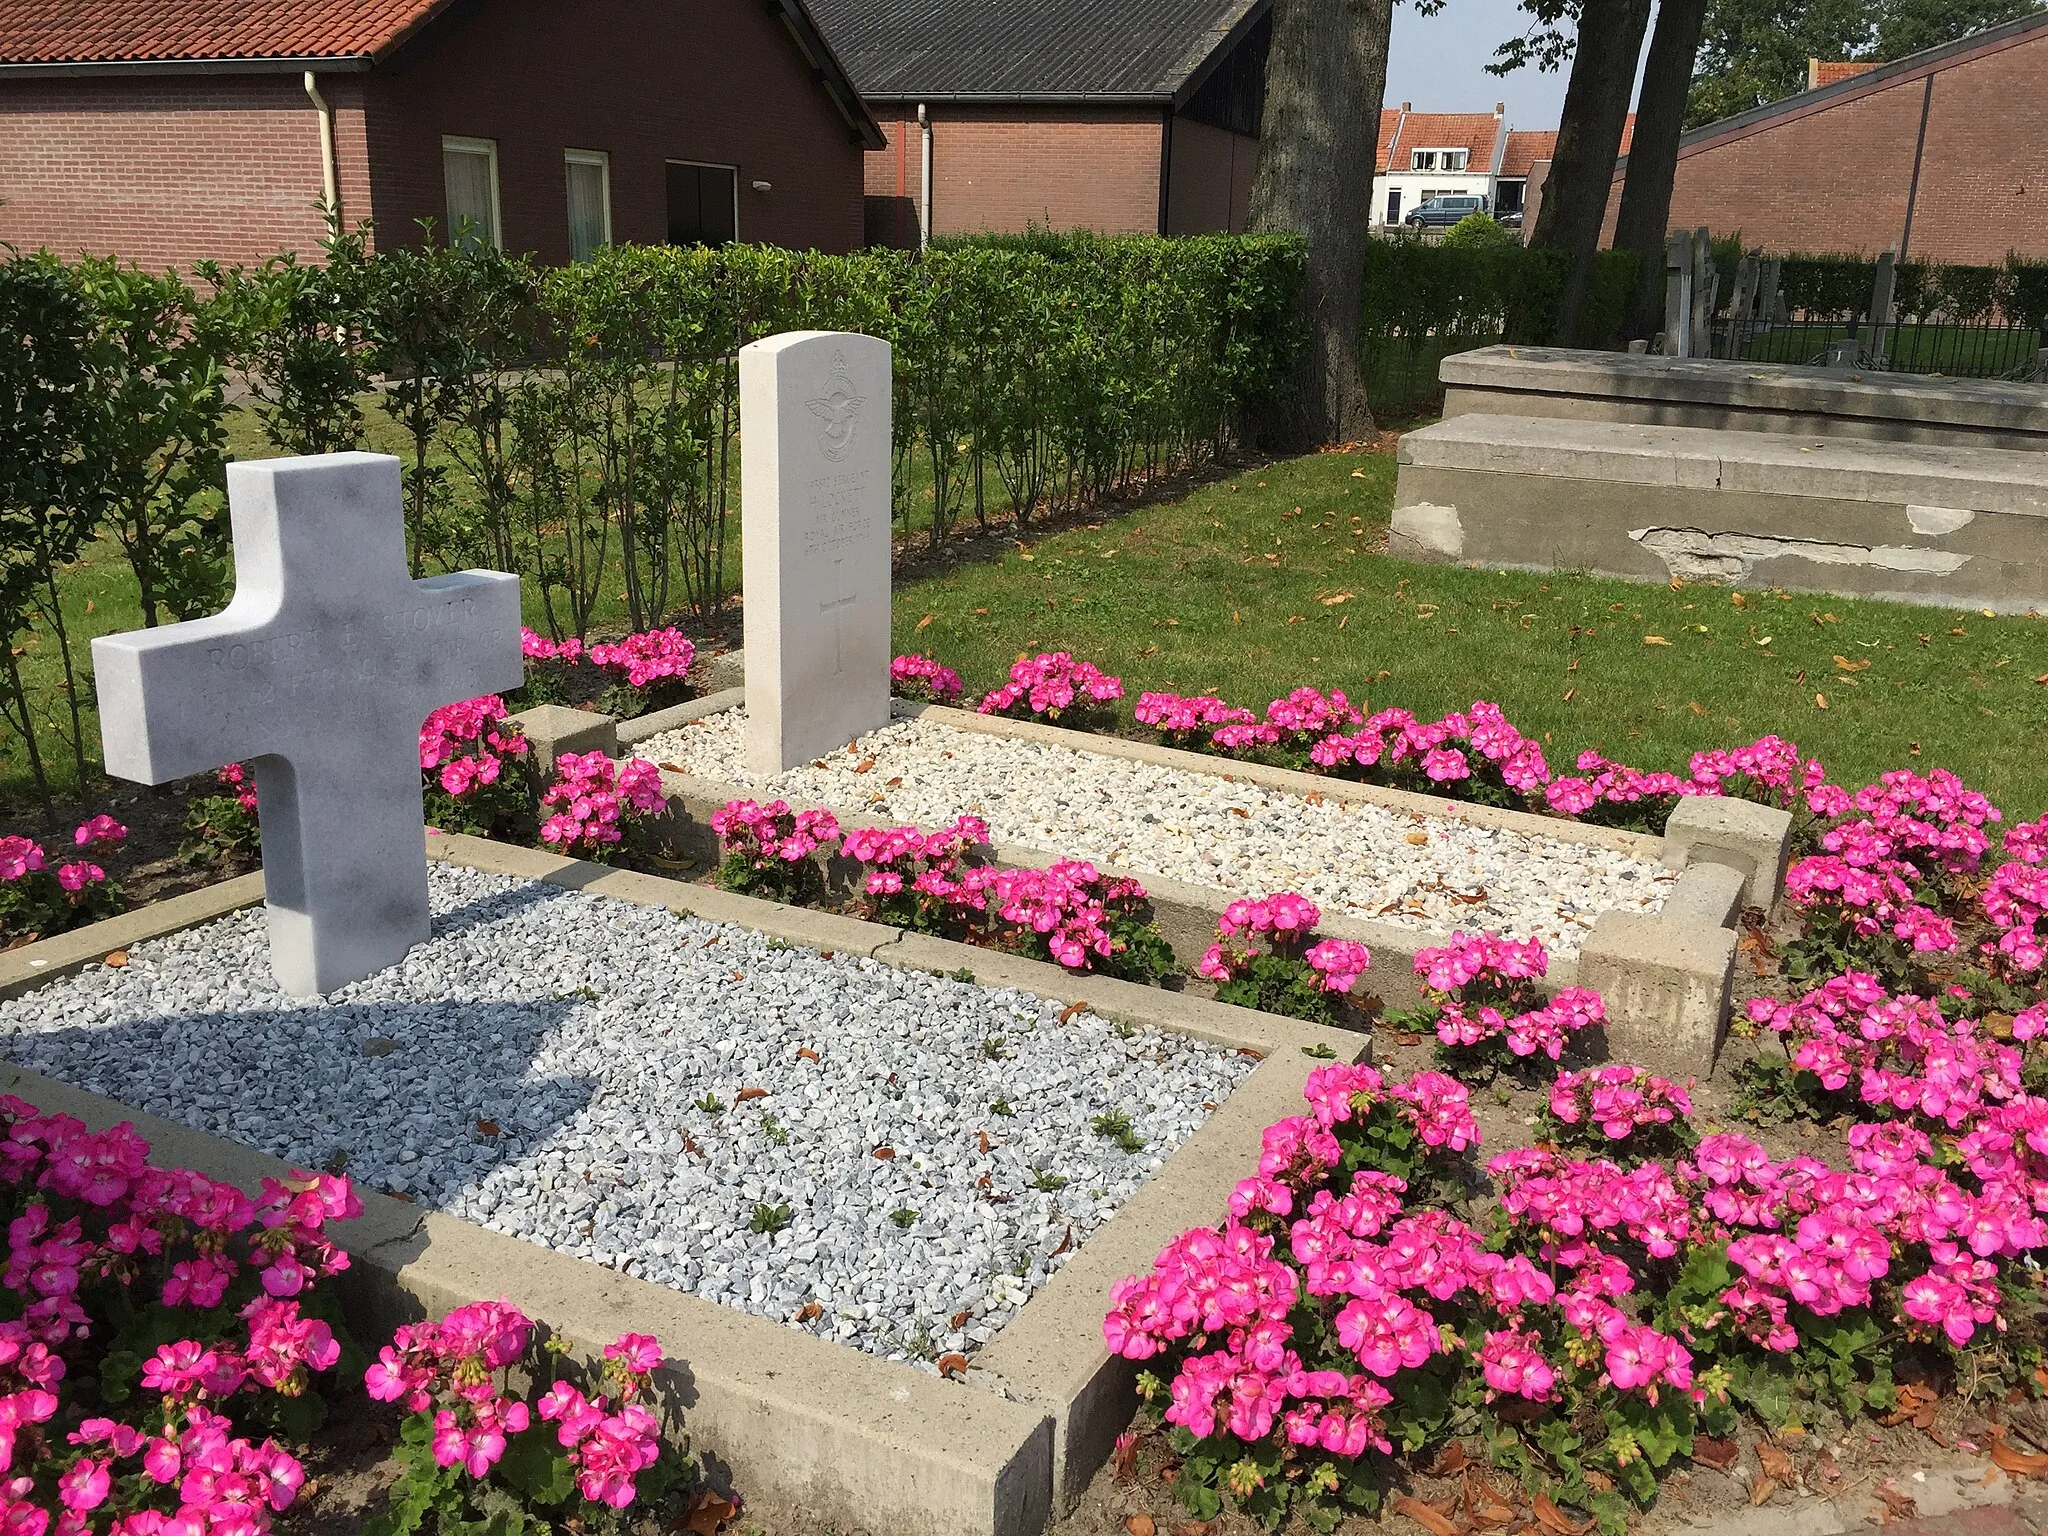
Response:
918,102,932,250
303,72,340,229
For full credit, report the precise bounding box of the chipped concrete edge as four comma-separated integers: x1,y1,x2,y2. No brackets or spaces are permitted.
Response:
2,837,1356,1534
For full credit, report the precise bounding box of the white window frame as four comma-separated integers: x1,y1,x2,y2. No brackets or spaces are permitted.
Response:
1413,147,1469,174
564,148,612,260
1443,148,1470,172
664,158,741,245
441,135,503,250
1409,149,1438,171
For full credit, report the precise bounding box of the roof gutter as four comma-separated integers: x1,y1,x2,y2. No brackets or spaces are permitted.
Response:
0,54,372,76
303,72,341,229
863,91,1174,105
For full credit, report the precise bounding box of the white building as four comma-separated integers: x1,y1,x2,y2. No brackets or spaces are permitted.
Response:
1371,105,1508,228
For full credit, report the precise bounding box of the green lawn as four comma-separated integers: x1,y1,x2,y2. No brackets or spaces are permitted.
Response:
891,446,2048,820
12,419,2048,823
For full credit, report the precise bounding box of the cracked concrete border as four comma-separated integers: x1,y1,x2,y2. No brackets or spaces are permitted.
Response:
0,833,1365,1532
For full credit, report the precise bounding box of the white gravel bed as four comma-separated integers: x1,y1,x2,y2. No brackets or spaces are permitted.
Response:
0,865,1251,1366
639,709,1673,957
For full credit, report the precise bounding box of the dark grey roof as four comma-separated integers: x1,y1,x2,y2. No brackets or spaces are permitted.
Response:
804,0,1265,102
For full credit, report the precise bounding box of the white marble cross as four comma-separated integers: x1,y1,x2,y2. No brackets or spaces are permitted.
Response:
740,331,893,776
92,454,522,996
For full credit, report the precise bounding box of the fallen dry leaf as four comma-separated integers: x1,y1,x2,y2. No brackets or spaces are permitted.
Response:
1756,1440,1794,1482
937,1353,968,1379
1692,1436,1739,1473
1818,1451,1841,1482
1406,830,1430,845
1058,1001,1089,1024
1532,1491,1590,1535
872,1146,895,1160
1429,1442,1472,1476
915,613,934,631
1235,1047,1264,1060
1391,1493,1459,1536
1815,692,1829,709
1643,635,1671,646
1126,1516,1156,1536
977,1130,991,1155
1174,1524,1211,1536
795,1301,822,1322
102,950,128,969
1833,654,1871,672
852,757,877,774
796,1047,819,1062
1990,1433,2048,1476
1113,1434,1139,1481
1229,806,1250,819
1749,1474,1778,1507
734,1087,767,1103
684,1488,737,1535
474,1118,501,1138
1876,1482,1918,1520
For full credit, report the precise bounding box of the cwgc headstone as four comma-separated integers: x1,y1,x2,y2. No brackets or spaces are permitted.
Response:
739,330,893,776
92,454,522,996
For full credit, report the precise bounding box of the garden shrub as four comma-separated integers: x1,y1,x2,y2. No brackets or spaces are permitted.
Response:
0,818,125,941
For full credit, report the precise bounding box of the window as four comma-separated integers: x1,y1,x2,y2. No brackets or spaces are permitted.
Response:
1411,148,1468,174
441,136,501,249
666,161,737,247
565,150,611,262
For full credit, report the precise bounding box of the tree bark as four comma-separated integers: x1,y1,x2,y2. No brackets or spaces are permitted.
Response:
1615,0,1710,341
1248,0,1394,450
1528,0,1652,346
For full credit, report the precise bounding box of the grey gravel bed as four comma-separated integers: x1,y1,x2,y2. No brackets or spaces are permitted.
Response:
0,865,1252,1365
638,708,1674,958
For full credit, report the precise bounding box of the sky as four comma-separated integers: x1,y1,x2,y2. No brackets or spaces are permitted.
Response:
1383,0,1654,130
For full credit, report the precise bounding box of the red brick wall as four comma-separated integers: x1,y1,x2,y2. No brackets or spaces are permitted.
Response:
0,0,863,271
1164,117,1258,235
364,0,864,260
0,74,356,271
859,106,1254,245
877,106,1164,237
1598,25,2048,265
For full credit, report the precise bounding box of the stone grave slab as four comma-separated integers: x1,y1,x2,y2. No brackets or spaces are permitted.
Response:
739,331,893,775
92,453,521,996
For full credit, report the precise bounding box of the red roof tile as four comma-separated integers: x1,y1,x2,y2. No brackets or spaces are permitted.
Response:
1499,129,1555,178
0,0,452,65
1810,58,1882,88
1376,109,1506,173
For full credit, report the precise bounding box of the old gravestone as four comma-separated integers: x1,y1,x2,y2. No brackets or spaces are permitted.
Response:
739,331,893,776
92,454,521,996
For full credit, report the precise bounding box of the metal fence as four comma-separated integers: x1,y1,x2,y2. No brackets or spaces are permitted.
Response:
1664,232,2048,382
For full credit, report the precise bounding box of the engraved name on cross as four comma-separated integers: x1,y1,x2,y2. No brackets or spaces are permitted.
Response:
92,454,522,996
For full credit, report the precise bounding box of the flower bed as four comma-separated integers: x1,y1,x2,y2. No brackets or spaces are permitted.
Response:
0,1093,706,1533
1095,741,2048,1534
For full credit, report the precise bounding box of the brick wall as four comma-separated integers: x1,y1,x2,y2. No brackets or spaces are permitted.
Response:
0,0,864,271
366,0,864,261
1599,23,2048,266
1165,117,1257,235
859,106,1165,239
0,75,344,270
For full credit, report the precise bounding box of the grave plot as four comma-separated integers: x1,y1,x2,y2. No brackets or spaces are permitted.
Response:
638,705,1675,959
0,862,1252,1368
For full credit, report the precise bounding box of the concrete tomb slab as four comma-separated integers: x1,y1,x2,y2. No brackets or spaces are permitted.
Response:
740,330,893,776
92,453,521,996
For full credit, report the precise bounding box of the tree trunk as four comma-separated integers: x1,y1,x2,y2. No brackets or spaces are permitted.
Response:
1615,0,1710,342
1248,0,1394,450
1528,0,1652,347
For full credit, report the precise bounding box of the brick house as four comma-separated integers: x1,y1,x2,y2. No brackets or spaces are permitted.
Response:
1370,106,1509,228
0,0,882,273
805,0,1269,245
1600,11,2048,265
